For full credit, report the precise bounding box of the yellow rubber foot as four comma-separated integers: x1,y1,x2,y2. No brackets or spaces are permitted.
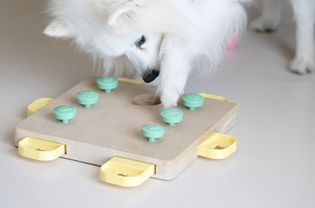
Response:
27,98,54,116
197,133,237,159
100,157,155,187
118,77,145,86
199,93,229,102
18,137,66,161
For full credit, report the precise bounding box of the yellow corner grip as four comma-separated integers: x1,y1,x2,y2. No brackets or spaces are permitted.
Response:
199,93,229,102
197,133,237,159
18,137,66,161
27,98,54,116
118,77,145,86
100,157,155,187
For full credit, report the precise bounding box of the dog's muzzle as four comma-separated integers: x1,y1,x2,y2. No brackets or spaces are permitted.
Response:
142,70,160,83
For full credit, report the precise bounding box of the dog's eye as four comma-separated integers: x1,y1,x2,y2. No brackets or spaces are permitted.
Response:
135,35,146,48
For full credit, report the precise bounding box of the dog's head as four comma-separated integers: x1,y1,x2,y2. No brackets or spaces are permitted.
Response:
44,0,195,83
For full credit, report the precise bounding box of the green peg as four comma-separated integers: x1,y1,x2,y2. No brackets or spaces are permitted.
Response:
53,105,77,124
141,124,165,143
96,77,119,93
182,93,205,111
76,91,99,109
160,108,184,126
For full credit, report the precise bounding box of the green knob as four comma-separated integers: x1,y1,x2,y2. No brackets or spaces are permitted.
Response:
53,105,77,124
76,91,99,109
160,108,184,126
141,124,165,143
182,93,205,111
96,77,119,93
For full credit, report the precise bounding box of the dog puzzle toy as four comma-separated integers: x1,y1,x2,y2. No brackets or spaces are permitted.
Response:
182,93,205,111
141,124,165,143
160,108,184,126
53,105,77,124
76,91,99,109
97,77,119,93
15,78,238,188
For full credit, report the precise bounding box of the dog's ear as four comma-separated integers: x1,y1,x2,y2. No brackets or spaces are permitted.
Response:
44,20,73,38
108,2,140,26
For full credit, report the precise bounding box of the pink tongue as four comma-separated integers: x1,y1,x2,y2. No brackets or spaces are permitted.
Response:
227,34,239,50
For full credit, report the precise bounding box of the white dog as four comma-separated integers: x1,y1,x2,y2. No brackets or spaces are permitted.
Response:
44,0,249,108
251,0,315,75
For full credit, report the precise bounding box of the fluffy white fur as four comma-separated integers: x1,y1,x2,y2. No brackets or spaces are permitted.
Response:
44,0,249,108
251,0,315,75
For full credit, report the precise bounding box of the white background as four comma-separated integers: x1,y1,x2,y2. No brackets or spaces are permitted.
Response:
1,1,314,208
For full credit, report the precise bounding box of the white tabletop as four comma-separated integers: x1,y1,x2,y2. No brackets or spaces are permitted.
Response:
1,1,314,208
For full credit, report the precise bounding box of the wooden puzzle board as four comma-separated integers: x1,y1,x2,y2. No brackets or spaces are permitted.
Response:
15,78,237,180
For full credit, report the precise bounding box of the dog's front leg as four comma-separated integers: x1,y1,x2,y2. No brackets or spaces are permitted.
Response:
250,0,284,32
158,36,192,108
290,0,315,74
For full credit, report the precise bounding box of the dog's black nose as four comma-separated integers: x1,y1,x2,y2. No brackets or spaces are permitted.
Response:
142,70,160,83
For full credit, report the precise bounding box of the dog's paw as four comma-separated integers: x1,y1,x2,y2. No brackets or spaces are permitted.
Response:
160,90,180,109
250,18,278,33
290,57,315,75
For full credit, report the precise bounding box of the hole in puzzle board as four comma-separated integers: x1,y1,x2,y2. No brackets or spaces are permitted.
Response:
133,94,161,106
